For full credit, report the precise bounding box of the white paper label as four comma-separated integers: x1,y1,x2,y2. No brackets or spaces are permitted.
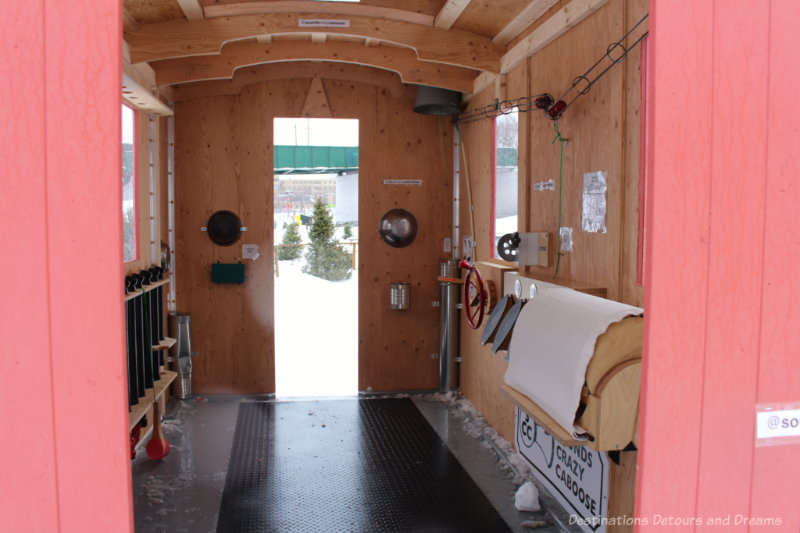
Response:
298,19,350,28
516,408,608,533
559,227,573,253
756,406,800,445
443,238,452,253
534,179,555,191
582,171,607,233
383,179,423,186
242,244,260,260
462,236,473,260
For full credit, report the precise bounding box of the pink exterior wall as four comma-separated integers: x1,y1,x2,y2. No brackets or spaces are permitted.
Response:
0,1,133,532
638,0,800,529
1,0,798,530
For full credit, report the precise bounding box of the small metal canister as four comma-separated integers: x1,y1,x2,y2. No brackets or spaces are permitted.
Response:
390,282,410,310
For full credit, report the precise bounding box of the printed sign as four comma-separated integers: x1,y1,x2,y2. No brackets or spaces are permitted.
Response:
756,404,800,446
582,171,607,233
515,408,608,533
383,179,423,186
298,19,350,28
242,244,260,260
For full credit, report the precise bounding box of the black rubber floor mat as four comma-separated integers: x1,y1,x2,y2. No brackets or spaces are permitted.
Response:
217,398,511,533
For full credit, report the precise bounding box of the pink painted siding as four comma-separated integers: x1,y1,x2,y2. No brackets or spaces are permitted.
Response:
638,0,800,530
0,1,133,531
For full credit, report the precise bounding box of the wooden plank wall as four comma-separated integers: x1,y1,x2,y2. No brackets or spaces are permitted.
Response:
458,0,647,442
174,71,450,393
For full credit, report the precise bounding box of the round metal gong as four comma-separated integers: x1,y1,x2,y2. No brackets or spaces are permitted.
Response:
206,210,242,246
379,208,418,248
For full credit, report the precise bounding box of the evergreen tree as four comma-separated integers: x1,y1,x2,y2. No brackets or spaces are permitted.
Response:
342,223,353,241
278,221,303,261
303,198,352,281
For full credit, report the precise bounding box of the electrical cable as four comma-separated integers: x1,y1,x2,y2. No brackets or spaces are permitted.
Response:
455,123,477,261
552,121,565,279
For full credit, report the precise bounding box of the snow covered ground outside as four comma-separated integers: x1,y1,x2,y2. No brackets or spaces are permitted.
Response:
274,220,359,397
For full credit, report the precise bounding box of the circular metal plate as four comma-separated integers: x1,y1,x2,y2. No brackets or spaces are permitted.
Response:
206,210,242,246
379,208,418,248
514,279,522,299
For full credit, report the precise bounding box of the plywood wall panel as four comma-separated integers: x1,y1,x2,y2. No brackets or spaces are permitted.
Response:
175,69,449,394
358,88,451,392
458,0,644,443
620,0,648,308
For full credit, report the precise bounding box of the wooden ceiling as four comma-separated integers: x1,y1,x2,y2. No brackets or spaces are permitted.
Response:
123,0,611,97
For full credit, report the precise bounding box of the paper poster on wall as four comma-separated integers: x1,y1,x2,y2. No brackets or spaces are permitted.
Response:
515,408,608,533
582,171,607,233
242,244,260,260
462,236,473,260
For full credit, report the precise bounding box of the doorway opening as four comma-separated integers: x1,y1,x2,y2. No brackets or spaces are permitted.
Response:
273,118,359,397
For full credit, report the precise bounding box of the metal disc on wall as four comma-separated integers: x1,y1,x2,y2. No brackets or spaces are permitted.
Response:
379,208,418,248
206,210,242,246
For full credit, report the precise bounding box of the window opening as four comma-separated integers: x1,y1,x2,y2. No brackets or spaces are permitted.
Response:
122,104,138,263
492,108,519,258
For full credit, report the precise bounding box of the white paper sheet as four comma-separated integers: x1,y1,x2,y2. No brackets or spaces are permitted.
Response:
505,289,642,438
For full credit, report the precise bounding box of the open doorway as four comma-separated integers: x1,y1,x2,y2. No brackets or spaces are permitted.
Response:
273,118,359,397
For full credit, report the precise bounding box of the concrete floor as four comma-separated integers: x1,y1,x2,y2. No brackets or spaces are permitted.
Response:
132,394,572,533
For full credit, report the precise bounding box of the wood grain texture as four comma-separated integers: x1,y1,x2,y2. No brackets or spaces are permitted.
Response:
357,83,452,391
492,0,560,46
175,70,450,393
458,0,643,467
125,12,501,72
171,61,414,101
434,0,471,29
607,451,637,532
620,0,647,307
152,40,478,93
452,0,533,39
174,88,276,394
204,0,435,27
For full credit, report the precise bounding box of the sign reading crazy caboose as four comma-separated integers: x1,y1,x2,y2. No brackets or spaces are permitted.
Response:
515,408,609,533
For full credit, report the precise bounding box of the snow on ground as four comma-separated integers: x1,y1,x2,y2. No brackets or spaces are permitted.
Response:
274,257,358,397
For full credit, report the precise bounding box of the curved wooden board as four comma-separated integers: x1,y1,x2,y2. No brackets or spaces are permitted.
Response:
125,12,501,71
585,316,642,394
169,61,413,101
203,1,435,27
152,40,478,92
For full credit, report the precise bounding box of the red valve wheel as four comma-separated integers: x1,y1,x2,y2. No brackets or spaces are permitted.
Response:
459,260,487,329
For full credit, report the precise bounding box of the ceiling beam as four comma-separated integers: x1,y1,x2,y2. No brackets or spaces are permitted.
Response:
170,62,413,102
125,13,501,72
492,0,559,46
151,40,478,93
203,1,434,27
177,0,204,20
434,0,472,30
472,0,610,95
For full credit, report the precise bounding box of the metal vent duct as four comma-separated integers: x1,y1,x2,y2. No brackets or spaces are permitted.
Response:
413,86,462,116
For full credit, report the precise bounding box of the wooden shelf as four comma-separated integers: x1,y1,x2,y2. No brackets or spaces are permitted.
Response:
152,336,176,351
124,277,170,302
128,370,178,431
501,384,586,447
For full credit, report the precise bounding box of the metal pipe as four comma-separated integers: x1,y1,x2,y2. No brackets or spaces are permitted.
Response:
438,259,460,393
